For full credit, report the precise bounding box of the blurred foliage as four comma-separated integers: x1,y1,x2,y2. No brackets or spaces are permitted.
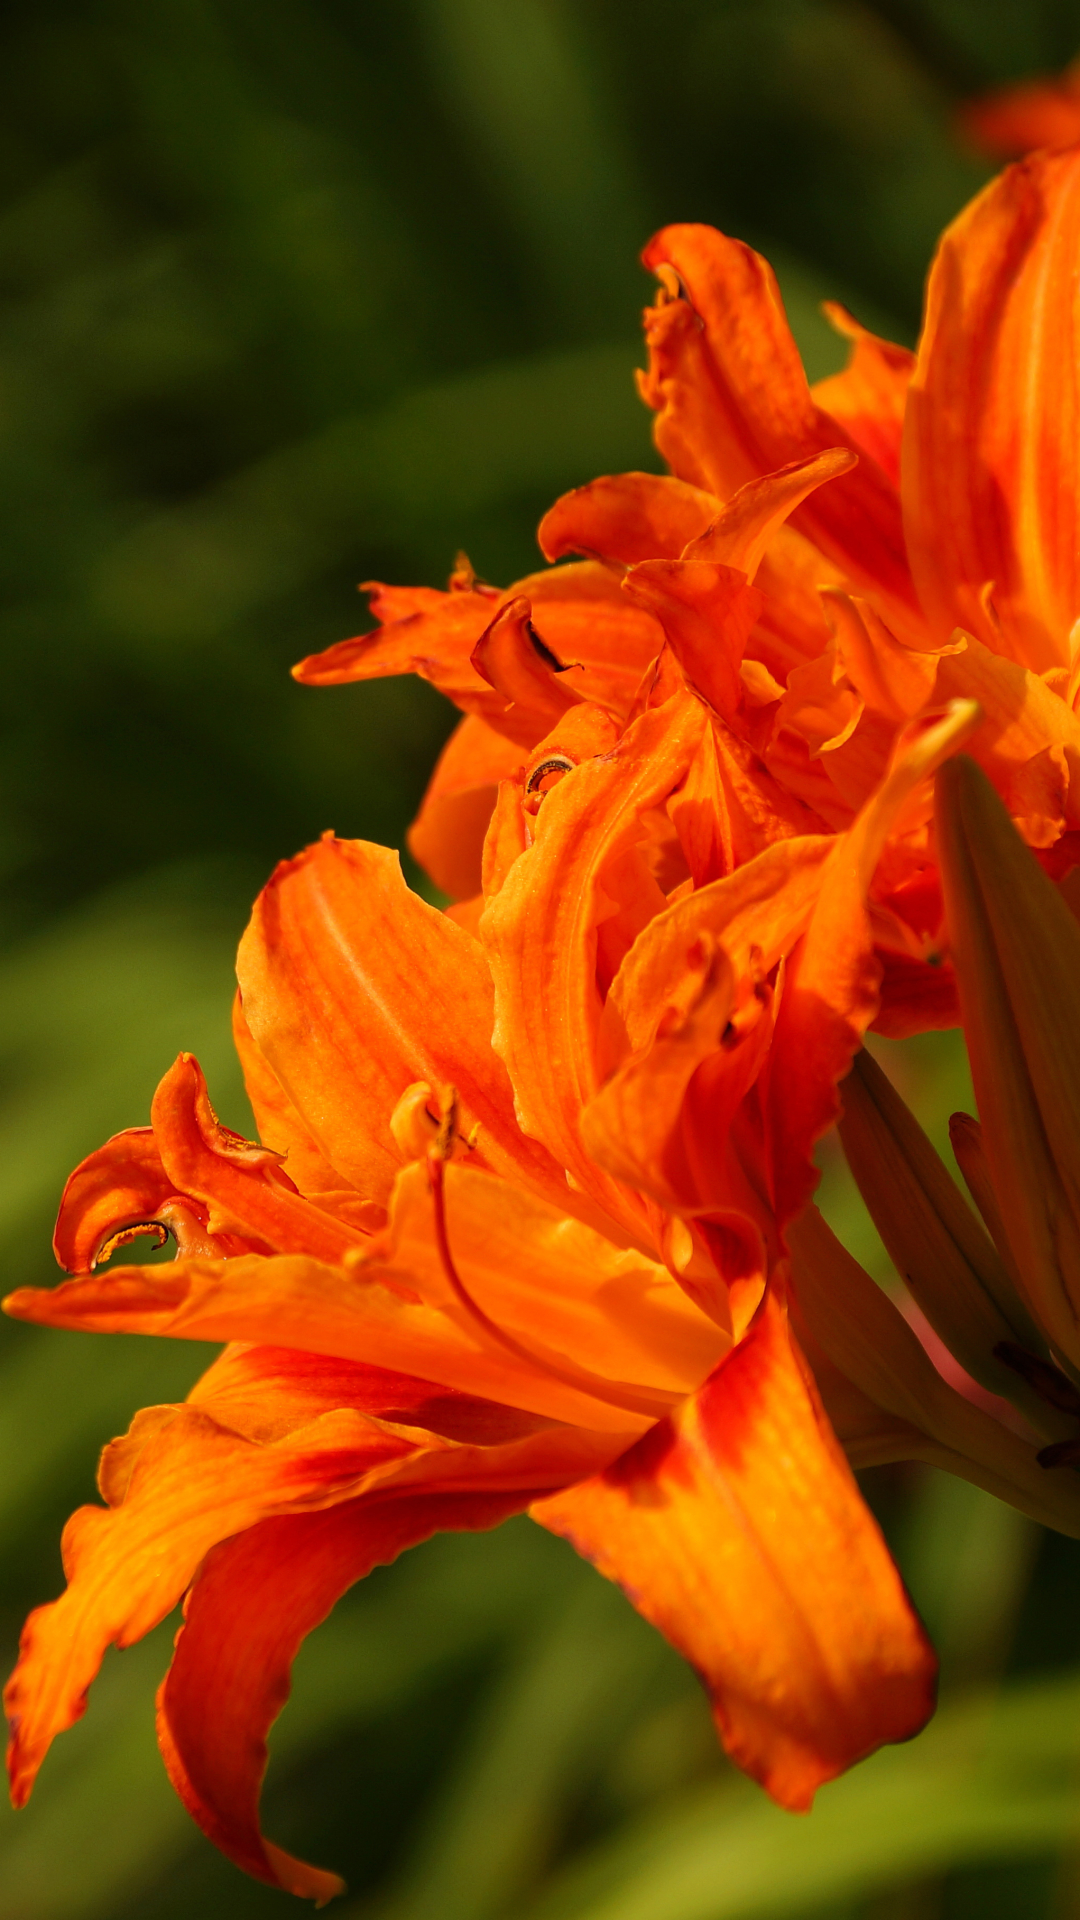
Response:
3,2,1080,1916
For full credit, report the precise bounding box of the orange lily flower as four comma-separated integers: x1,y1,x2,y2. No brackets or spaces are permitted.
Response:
10,692,1023,1898
308,151,1080,1039
958,58,1080,158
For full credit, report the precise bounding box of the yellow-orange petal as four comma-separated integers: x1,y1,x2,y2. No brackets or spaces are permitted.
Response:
236,835,565,1211
904,148,1080,670
533,1285,936,1809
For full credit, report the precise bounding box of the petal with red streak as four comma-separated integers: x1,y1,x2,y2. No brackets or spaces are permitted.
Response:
532,1286,935,1810
156,1491,537,1900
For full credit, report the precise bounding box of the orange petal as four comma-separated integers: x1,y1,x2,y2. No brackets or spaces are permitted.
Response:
3,1252,646,1434
156,1490,535,1899
933,631,1080,844
292,579,502,715
639,225,916,621
361,1159,727,1405
481,696,705,1236
236,835,565,1211
811,307,914,492
538,472,718,566
151,1054,365,1264
5,1405,416,1808
407,714,523,900
668,713,829,888
625,561,763,721
765,702,981,1222
904,149,1080,669
532,1285,936,1809
470,596,586,747
232,992,359,1205
682,448,858,581
52,1128,187,1275
958,75,1080,160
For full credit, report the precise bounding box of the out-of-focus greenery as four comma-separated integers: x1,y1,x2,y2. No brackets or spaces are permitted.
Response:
3,3,1080,1916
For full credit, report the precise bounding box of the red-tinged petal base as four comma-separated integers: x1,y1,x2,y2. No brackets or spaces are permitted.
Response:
157,1490,533,1902
531,1287,936,1810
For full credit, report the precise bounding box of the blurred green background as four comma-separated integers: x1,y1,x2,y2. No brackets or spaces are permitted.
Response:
4,2,1080,1916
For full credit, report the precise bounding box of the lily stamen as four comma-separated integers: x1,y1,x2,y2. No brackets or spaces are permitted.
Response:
424,1138,674,1423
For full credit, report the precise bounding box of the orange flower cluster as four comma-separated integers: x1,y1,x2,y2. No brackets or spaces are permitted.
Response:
9,146,1080,1902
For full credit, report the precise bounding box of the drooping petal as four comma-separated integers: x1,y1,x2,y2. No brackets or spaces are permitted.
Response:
156,1490,536,1901
236,835,565,1211
407,715,523,901
533,1285,936,1810
904,148,1080,669
811,306,915,492
639,225,917,625
4,1405,416,1808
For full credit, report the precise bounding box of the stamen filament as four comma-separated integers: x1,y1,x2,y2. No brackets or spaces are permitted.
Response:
425,1149,674,1422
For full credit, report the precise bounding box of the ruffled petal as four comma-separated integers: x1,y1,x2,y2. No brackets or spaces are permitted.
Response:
293,566,662,741
532,1285,936,1810
470,596,586,747
639,225,916,624
407,715,523,901
51,1127,232,1274
904,148,1080,669
582,838,834,1212
150,1054,365,1263
156,1491,535,1900
236,835,565,1210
